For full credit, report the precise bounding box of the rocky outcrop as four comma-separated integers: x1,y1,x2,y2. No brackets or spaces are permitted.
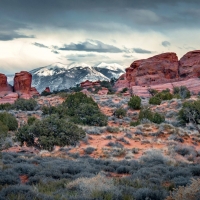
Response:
115,50,200,95
0,73,13,96
43,87,51,93
131,78,200,97
0,71,39,104
14,71,32,94
179,50,200,79
126,53,179,86
80,80,100,88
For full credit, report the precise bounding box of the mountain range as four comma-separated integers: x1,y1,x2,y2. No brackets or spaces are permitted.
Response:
8,62,125,93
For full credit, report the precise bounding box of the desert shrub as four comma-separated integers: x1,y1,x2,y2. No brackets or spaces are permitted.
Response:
149,96,162,105
174,145,196,157
100,81,114,93
134,188,166,200
165,178,200,200
0,185,52,200
0,170,20,186
107,141,123,148
156,89,173,101
114,107,127,118
128,95,141,109
0,121,9,138
16,116,86,151
130,120,140,126
27,116,37,125
148,88,158,96
13,98,37,111
84,147,96,154
178,100,200,132
107,126,120,133
173,86,191,99
0,103,12,110
139,108,164,124
70,103,107,126
121,87,128,93
64,92,107,126
0,112,18,131
41,91,52,96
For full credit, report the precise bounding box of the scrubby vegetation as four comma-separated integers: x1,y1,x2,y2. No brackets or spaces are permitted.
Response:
0,152,199,200
131,108,165,126
114,107,127,118
13,98,38,111
173,86,191,99
16,116,85,151
178,99,200,133
0,112,18,131
128,95,141,109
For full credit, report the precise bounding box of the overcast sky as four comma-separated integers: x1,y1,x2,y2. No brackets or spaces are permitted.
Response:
0,0,200,74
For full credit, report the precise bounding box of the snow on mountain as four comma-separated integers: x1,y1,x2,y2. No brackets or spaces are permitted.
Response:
96,62,125,71
5,62,125,93
30,62,113,92
94,62,125,79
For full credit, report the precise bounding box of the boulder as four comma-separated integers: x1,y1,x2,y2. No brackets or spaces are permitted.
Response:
126,52,179,86
179,50,200,79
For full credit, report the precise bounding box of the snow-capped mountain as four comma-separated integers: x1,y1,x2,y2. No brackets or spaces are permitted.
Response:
6,62,125,93
30,62,125,93
94,62,125,79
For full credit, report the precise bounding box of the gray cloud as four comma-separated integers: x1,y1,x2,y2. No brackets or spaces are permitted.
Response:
133,48,152,54
33,42,48,48
51,50,59,54
0,32,34,41
57,40,122,53
162,41,171,47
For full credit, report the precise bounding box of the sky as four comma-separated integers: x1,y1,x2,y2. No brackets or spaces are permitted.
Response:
0,0,200,74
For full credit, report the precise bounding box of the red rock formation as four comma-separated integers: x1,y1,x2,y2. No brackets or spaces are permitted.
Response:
80,80,100,88
0,71,39,104
30,87,40,96
126,52,179,86
179,50,200,79
14,71,32,94
115,50,200,94
44,87,51,93
0,73,13,96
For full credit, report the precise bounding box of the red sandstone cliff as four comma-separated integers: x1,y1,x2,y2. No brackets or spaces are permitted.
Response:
114,50,200,95
0,71,39,104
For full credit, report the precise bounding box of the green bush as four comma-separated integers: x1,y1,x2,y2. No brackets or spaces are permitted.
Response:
155,89,173,101
139,108,164,124
148,88,158,96
121,88,128,93
114,107,126,118
0,103,12,110
41,91,52,96
64,92,107,126
128,95,141,109
0,121,9,138
173,86,191,99
149,96,162,105
130,120,140,127
27,116,37,125
13,98,37,111
0,112,18,131
178,100,200,132
16,116,86,151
